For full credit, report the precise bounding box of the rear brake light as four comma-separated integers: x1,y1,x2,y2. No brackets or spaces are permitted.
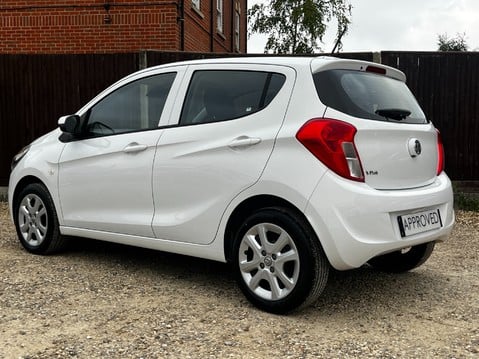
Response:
436,129,445,175
296,118,364,182
365,65,386,75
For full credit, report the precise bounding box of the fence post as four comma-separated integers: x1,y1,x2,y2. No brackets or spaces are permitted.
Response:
139,51,148,70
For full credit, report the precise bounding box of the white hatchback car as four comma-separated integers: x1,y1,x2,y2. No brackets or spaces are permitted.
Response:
9,57,454,313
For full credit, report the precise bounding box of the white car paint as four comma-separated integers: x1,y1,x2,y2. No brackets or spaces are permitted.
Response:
9,56,454,271
150,63,296,245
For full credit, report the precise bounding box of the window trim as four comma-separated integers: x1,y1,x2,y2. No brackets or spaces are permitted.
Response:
234,10,240,52
216,0,223,33
192,0,200,10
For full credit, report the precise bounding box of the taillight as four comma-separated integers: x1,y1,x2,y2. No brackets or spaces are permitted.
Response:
365,65,386,75
296,118,364,182
436,129,445,175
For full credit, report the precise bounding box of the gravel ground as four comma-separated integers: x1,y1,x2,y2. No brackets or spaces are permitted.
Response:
1,201,478,358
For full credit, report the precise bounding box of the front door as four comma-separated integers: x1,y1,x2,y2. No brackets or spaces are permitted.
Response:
58,71,178,237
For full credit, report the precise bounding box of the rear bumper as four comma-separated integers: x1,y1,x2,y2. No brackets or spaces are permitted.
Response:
305,172,454,270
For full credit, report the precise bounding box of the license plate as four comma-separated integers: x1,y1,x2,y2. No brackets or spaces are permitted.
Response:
397,208,443,237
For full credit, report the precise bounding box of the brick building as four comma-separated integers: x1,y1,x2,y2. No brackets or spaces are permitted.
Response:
0,0,247,53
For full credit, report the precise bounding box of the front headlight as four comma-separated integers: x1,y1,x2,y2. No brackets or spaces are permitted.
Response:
11,145,31,170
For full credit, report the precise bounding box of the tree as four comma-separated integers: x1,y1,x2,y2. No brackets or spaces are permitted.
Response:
248,0,352,54
437,33,468,52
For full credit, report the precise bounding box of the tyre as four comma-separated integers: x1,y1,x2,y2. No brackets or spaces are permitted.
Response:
232,207,329,314
13,183,65,254
368,242,435,273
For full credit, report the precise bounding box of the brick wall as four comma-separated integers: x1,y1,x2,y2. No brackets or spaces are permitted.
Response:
0,0,246,54
183,0,212,52
183,0,246,53
0,0,179,53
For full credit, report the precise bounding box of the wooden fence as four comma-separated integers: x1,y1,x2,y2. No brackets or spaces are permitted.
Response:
0,51,477,185
0,53,139,185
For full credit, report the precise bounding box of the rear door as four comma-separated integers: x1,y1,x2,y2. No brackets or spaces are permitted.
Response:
314,67,439,190
151,64,296,244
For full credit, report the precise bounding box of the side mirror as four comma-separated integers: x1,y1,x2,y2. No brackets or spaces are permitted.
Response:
58,115,80,134
58,115,81,142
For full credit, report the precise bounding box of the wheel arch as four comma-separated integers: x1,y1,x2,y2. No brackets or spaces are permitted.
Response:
223,194,321,264
11,176,66,254
12,176,48,209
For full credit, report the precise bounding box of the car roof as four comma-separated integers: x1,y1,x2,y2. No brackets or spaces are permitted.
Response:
147,56,317,68
137,56,406,82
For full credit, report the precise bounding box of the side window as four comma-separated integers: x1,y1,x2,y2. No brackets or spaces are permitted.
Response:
180,70,286,125
85,72,176,136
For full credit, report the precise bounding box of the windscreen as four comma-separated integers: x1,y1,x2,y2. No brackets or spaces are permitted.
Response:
314,69,427,124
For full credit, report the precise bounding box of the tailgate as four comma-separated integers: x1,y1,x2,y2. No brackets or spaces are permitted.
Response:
354,122,438,190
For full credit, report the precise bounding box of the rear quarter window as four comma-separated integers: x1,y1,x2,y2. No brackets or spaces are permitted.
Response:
313,69,427,124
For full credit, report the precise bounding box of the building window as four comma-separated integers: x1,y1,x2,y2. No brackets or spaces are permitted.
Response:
192,0,200,10
216,0,223,33
234,10,240,51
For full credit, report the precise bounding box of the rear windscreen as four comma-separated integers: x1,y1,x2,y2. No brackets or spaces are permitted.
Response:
313,69,427,124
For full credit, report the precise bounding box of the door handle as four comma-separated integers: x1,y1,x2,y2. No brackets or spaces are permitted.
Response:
228,136,262,149
123,142,148,153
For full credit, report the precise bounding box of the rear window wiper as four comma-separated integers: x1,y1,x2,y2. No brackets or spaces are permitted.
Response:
375,108,411,121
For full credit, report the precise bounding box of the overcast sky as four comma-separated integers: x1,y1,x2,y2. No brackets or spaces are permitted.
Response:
247,0,479,53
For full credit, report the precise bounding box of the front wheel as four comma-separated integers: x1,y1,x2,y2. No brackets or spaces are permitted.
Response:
368,242,435,273
13,183,65,254
232,207,329,314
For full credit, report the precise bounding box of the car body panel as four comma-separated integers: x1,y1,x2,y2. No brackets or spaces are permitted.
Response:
58,130,161,237
304,171,454,269
8,129,64,221
150,64,296,244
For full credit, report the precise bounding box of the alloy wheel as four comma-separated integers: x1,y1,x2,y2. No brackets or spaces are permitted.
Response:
18,194,48,247
238,223,300,301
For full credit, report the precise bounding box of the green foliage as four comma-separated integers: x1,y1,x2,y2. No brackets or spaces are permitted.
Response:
455,193,479,212
437,33,468,52
248,0,352,54
452,183,479,211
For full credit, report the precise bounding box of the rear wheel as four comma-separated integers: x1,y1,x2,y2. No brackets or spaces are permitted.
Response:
232,207,329,314
13,183,64,254
368,242,435,273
